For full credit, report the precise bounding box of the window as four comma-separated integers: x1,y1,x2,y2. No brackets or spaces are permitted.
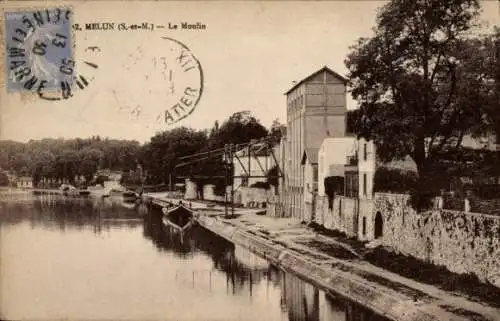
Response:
345,173,358,198
375,212,383,238
364,143,367,161
312,167,319,192
362,217,366,235
363,173,367,196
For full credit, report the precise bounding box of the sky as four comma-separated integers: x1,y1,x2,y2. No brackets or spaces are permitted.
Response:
1,0,499,144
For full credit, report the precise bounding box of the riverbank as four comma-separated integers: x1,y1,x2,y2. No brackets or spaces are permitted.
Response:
14,187,136,198
146,194,500,321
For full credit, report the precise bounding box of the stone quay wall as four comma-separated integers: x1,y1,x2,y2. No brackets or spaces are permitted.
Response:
374,193,500,287
303,192,500,286
196,214,441,321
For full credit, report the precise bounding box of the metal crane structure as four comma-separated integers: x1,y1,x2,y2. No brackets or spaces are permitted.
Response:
173,138,284,217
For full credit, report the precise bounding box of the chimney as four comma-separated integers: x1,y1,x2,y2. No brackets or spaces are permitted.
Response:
292,81,297,86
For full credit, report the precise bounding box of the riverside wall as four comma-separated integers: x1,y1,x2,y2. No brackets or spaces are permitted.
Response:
374,193,500,287
196,214,451,321
310,192,500,287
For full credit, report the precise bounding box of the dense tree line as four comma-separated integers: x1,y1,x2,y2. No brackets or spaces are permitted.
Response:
1,112,283,191
0,137,141,187
345,0,499,209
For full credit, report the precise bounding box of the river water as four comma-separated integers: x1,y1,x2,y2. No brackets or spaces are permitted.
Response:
0,192,389,321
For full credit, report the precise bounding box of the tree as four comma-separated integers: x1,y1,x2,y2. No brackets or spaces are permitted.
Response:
210,111,269,148
194,111,269,195
266,165,280,188
140,127,208,185
79,148,103,183
268,118,285,146
0,170,9,186
31,151,55,187
346,110,361,135
345,0,495,205
452,27,499,141
479,26,500,141
54,150,80,184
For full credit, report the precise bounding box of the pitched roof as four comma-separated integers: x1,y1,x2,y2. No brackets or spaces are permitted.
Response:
285,66,348,95
301,148,319,165
235,143,270,157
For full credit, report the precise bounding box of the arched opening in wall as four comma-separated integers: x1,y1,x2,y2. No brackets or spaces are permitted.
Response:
374,212,383,239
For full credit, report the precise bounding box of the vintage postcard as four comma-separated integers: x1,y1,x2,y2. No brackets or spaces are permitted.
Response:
1,1,500,320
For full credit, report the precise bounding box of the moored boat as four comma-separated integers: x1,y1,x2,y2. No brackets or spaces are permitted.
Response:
120,201,137,209
122,191,138,203
161,203,196,233
58,184,89,197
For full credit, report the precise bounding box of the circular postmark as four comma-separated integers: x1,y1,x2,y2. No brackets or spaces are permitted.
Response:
4,7,99,100
114,36,203,126
160,37,203,126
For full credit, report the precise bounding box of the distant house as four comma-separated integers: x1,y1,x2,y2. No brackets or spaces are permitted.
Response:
16,177,33,188
461,133,498,151
95,169,122,182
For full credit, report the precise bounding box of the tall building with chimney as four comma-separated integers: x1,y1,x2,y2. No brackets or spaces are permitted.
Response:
282,66,347,220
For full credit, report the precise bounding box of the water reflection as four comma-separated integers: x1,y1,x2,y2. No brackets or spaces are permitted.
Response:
0,192,142,233
143,206,389,321
0,191,389,321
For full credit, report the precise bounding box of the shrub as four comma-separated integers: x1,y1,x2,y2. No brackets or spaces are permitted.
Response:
213,179,226,196
250,181,270,189
409,189,434,211
443,196,465,211
410,173,452,211
375,167,448,211
473,184,500,199
93,175,109,187
374,167,418,193
324,176,344,209
266,165,279,187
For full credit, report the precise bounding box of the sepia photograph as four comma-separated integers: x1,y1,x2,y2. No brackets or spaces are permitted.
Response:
1,0,500,320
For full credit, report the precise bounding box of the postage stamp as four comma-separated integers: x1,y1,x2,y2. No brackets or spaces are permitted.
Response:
4,8,74,93
3,7,99,100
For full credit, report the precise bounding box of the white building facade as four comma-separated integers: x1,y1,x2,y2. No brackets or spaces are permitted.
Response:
317,137,376,200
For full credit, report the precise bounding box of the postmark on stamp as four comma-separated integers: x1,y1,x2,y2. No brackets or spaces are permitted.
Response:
4,7,98,100
4,8,73,92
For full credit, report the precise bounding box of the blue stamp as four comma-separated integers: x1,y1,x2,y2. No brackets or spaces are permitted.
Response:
4,8,75,96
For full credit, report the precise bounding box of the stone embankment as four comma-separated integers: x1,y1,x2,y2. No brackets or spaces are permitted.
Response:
195,213,500,321
198,216,433,321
